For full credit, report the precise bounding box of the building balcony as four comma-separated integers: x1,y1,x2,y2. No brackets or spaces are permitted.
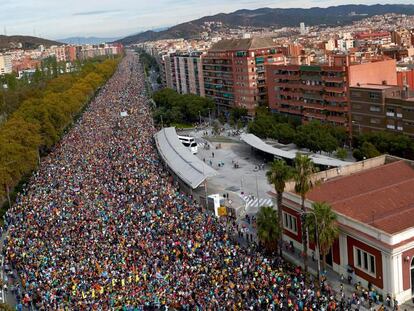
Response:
324,105,348,113
327,115,347,123
324,86,345,93
279,90,302,97
303,111,326,120
277,65,300,71
321,66,346,72
279,99,304,107
272,74,301,80
301,84,324,91
278,107,302,115
276,82,302,88
323,95,348,103
302,102,325,110
321,76,346,83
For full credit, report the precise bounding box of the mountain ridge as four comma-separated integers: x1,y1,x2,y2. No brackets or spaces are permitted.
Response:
0,35,62,50
117,4,414,45
58,37,120,45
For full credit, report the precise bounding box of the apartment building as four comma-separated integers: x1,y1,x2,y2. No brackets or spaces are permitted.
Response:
176,53,205,97
266,55,397,128
350,84,414,138
354,31,392,47
0,54,12,75
391,28,413,47
161,52,205,97
202,37,285,114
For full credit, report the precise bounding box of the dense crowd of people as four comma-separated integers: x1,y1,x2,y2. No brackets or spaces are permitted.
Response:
1,53,392,310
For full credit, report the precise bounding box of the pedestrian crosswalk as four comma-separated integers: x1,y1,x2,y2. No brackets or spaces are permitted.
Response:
241,195,274,209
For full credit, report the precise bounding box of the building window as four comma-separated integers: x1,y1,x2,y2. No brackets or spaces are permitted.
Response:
353,104,362,109
352,91,362,98
369,92,380,100
283,212,298,234
370,106,381,112
354,247,376,276
370,118,380,124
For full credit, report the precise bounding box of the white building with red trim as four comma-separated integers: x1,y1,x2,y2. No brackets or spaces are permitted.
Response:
281,155,414,303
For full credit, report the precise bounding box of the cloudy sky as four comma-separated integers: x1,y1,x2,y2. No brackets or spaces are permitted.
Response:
0,0,412,39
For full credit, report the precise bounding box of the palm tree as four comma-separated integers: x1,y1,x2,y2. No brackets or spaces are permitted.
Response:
294,153,318,278
306,202,339,269
256,206,281,252
266,159,294,258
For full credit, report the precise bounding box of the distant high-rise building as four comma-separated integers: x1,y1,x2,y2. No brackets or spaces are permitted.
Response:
300,22,306,35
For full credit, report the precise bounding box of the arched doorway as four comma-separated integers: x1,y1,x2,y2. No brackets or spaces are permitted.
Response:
411,257,414,296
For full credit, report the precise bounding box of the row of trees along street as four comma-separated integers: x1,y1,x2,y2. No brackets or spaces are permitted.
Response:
152,88,215,126
0,56,121,221
0,56,105,125
258,154,339,282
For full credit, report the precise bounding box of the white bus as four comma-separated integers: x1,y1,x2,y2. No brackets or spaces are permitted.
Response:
178,135,198,154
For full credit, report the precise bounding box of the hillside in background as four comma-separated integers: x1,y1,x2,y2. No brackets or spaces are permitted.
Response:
59,37,120,45
0,35,62,50
118,4,414,44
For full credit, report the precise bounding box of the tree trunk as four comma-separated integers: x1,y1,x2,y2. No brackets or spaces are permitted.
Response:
301,196,308,282
277,191,283,259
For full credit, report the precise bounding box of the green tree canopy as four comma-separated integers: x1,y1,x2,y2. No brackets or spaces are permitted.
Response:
256,206,281,252
306,202,339,268
266,160,294,257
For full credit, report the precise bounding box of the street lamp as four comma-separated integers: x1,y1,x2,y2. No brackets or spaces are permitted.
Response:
301,210,321,282
255,170,260,204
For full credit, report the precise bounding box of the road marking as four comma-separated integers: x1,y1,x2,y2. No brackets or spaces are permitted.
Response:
243,197,274,208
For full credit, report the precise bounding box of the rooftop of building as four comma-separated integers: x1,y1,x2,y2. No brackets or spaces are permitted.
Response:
306,159,414,235
350,83,400,90
209,37,277,52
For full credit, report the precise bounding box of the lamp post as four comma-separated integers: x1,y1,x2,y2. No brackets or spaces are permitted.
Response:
301,210,321,282
255,170,260,204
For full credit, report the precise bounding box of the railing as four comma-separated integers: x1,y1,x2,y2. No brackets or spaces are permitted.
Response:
303,111,326,120
324,86,345,93
302,102,325,110
278,107,302,115
327,115,346,123
323,95,348,102
301,84,324,91
272,74,301,80
321,75,345,83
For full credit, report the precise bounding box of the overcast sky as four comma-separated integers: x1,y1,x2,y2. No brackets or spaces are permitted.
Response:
0,0,412,39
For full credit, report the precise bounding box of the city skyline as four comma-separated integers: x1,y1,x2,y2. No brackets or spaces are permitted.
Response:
1,0,414,40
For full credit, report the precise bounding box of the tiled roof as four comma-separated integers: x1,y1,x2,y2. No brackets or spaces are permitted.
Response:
209,37,277,51
307,161,414,234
